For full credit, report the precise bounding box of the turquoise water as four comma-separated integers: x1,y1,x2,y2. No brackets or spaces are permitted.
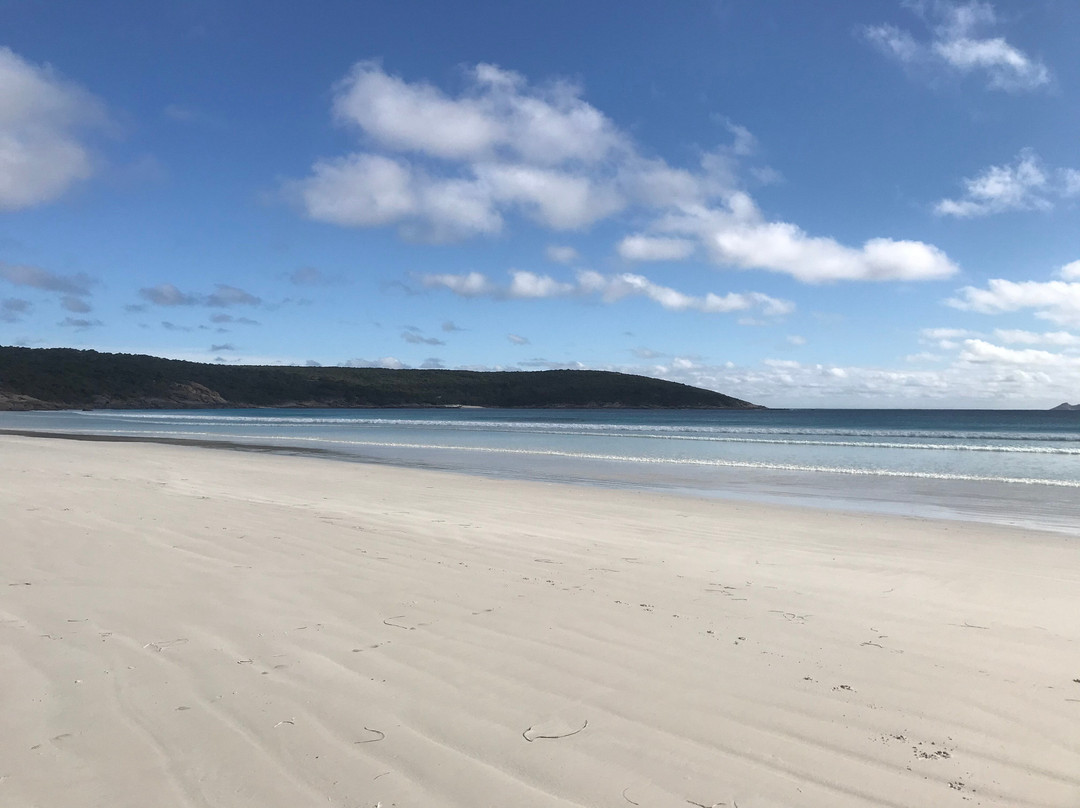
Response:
3,408,1078,534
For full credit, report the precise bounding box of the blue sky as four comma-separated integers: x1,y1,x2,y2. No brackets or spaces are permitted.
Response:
2,0,1079,407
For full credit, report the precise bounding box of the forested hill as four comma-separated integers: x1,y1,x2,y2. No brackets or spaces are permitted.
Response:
0,347,761,410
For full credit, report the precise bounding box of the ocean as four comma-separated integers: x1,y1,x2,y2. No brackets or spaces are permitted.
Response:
2,407,1078,535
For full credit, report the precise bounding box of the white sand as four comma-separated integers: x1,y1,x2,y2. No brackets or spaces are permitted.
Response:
1,434,1078,808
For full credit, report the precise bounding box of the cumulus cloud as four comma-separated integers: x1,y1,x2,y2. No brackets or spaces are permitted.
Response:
920,326,979,349
139,283,261,308
617,235,696,262
992,329,1080,347
958,338,1080,367
862,1,1051,92
332,60,626,164
656,196,958,282
418,271,495,298
947,278,1080,326
290,61,955,283
421,268,793,317
1059,260,1080,281
935,149,1079,217
0,47,108,210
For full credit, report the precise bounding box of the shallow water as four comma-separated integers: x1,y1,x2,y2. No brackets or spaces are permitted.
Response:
3,407,1078,535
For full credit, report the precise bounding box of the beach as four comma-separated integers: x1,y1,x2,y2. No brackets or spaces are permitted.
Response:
1,434,1078,807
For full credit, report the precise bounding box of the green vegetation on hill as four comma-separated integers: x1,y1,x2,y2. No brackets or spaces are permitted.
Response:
0,347,761,410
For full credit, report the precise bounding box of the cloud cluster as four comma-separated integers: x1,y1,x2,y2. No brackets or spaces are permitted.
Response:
0,47,108,211
0,261,95,315
420,269,793,317
292,61,956,284
138,283,262,308
935,149,1080,217
863,1,1051,91
293,61,628,240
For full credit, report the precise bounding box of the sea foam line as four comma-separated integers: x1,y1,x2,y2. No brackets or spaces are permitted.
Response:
74,411,1080,443
60,428,1080,488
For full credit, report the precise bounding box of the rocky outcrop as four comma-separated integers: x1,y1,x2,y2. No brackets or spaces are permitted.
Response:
0,392,65,411
86,382,229,410
1051,402,1080,411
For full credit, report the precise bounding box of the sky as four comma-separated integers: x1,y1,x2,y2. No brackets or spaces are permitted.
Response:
1,0,1079,408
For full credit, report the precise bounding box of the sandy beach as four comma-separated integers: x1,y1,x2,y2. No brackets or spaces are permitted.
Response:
1,434,1077,808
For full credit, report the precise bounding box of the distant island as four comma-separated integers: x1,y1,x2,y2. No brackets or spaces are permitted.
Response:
0,347,761,411
1051,402,1080,411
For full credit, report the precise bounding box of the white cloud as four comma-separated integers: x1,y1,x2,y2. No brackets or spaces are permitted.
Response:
295,153,501,240
787,335,807,346
992,329,1080,347
863,1,1051,92
658,196,958,282
920,327,976,341
419,271,494,298
617,235,696,262
905,351,944,363
863,25,922,63
545,245,579,264
293,61,957,284
935,149,1079,217
1059,260,1080,281
640,353,1079,408
958,338,1080,367
506,270,575,299
947,278,1080,326
421,268,792,318
332,61,625,165
475,162,623,230
344,356,406,369
507,333,529,345
0,48,108,210
576,270,793,315
1061,169,1080,198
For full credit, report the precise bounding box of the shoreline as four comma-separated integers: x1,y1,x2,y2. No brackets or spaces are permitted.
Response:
4,425,1078,538
2,434,1078,807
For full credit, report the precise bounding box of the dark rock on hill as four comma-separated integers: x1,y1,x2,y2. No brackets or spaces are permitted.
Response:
0,346,763,411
